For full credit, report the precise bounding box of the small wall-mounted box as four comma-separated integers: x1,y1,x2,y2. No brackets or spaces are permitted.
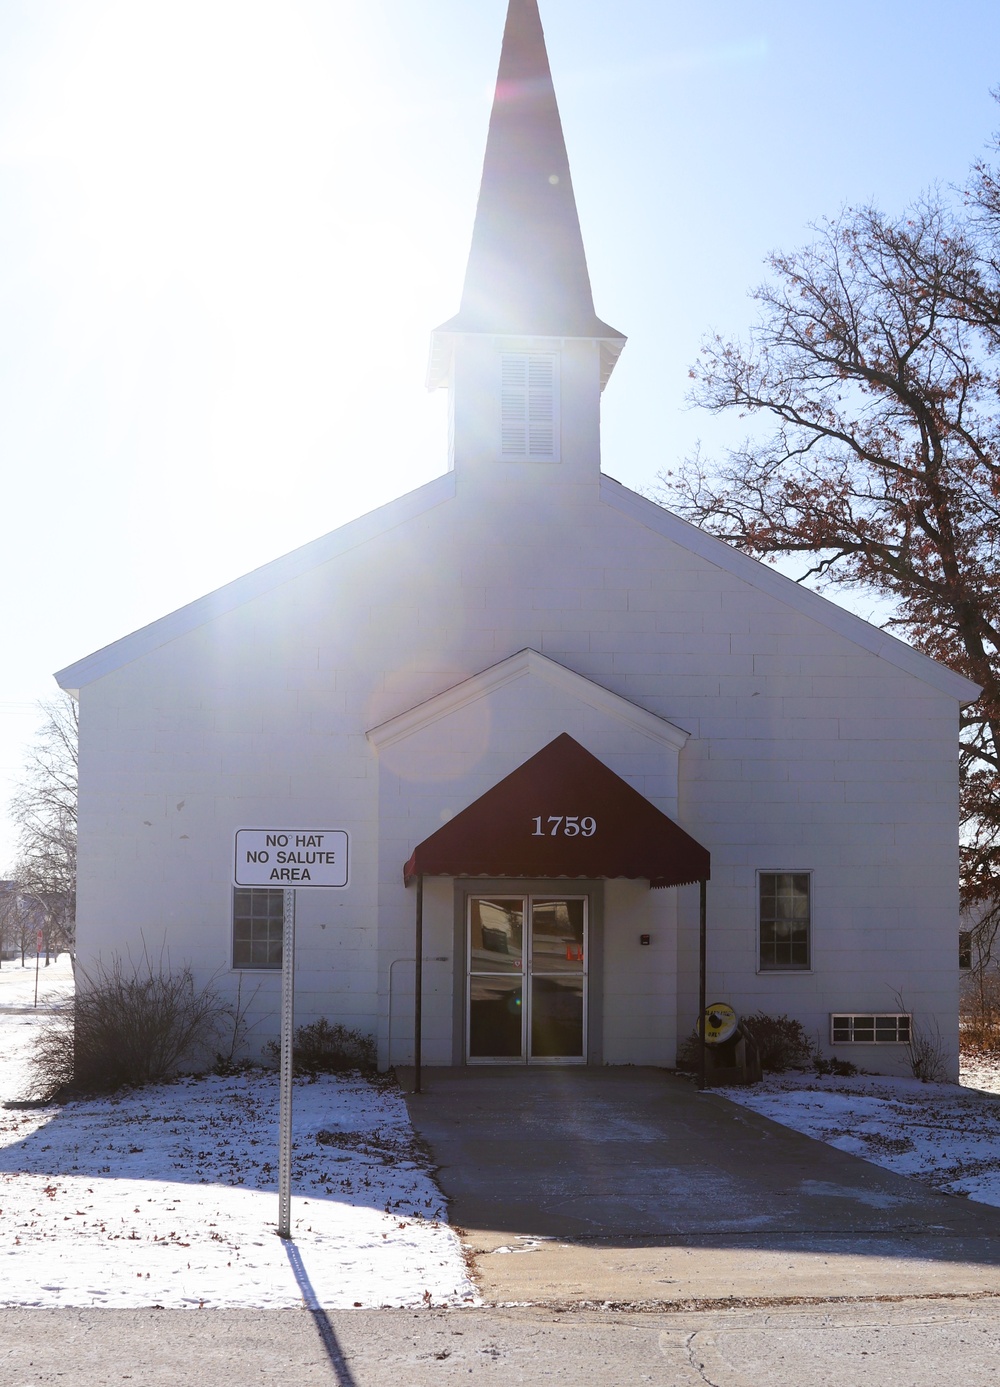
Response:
640,934,651,946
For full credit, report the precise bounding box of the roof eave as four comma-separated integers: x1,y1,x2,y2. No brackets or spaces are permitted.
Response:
599,476,983,706
55,472,457,693
426,324,627,393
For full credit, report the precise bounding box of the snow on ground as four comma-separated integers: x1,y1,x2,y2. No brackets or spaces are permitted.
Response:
718,1056,1000,1208
0,953,71,1103
960,1052,1000,1096
0,960,477,1309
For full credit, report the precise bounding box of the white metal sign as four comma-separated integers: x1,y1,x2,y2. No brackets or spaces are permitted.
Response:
234,828,349,888
232,828,350,1239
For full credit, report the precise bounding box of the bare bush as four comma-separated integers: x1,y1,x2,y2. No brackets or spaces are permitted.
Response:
673,1030,701,1073
675,1010,812,1075
212,975,268,1075
904,1026,948,1083
26,957,229,1098
812,1055,859,1077
265,1017,377,1075
739,1012,813,1072
894,992,948,1083
960,969,1000,1058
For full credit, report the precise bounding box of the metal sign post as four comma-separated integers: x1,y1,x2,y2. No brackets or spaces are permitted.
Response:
233,827,350,1243
278,888,296,1239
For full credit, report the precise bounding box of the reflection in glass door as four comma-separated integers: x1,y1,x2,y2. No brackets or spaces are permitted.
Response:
468,896,587,1063
468,898,524,1059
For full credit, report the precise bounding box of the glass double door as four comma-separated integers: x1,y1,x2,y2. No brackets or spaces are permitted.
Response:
468,896,587,1063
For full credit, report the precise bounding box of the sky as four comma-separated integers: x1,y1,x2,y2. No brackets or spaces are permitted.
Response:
2,0,1000,867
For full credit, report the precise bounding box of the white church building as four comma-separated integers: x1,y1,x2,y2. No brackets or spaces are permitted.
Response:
58,0,977,1079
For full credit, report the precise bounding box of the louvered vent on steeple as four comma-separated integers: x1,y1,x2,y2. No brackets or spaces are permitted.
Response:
500,353,559,461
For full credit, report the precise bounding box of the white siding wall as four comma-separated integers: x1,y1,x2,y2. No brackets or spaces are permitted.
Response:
602,880,677,1065
73,448,963,1077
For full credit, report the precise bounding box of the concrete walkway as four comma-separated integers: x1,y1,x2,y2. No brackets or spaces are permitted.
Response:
399,1067,1000,1307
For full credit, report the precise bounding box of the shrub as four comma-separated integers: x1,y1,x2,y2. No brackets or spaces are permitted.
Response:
674,1030,701,1073
212,1054,260,1078
675,1010,812,1075
26,957,228,1098
212,975,266,1075
264,1017,377,1075
739,1012,813,1072
813,1054,858,1077
960,969,1000,1058
893,990,947,1083
905,1025,947,1083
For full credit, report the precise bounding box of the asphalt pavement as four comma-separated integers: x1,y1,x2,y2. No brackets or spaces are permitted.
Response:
4,1300,1000,1386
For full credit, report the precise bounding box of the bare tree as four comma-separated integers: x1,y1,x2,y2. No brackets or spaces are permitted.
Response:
0,882,16,968
0,885,47,967
656,161,1000,964
7,696,78,958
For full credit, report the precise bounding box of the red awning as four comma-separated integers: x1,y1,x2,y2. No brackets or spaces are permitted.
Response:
403,733,710,889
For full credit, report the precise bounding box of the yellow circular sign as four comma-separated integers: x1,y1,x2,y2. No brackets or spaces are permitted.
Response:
700,1002,738,1046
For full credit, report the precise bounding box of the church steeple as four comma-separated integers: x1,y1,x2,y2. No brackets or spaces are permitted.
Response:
429,0,625,392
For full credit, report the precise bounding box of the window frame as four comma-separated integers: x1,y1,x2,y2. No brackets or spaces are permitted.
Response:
232,886,284,970
830,1013,912,1045
757,869,812,973
959,930,973,971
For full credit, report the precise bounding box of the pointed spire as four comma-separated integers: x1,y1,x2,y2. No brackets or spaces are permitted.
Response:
431,0,624,382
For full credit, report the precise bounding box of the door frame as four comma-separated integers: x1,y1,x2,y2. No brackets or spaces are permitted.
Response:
452,878,604,1065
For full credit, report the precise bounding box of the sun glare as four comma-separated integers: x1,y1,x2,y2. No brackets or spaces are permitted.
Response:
1,0,449,576
14,2,359,288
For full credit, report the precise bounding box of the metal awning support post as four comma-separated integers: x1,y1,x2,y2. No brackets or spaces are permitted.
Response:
413,874,424,1094
698,878,707,1093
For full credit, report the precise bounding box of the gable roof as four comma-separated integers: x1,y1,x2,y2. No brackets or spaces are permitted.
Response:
55,470,980,706
599,477,981,705
55,473,456,694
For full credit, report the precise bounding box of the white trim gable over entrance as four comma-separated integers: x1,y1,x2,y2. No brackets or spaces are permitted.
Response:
366,648,691,894
367,648,688,757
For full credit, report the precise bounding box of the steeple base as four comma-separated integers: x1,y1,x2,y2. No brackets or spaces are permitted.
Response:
443,335,605,489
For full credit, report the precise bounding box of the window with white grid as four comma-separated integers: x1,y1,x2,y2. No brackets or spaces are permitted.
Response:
500,353,559,461
758,871,811,970
232,888,283,968
830,1014,911,1044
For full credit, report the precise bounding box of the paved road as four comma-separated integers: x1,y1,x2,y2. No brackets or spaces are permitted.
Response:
4,1299,1000,1386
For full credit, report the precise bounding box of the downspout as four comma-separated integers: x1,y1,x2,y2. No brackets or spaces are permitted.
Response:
414,874,424,1094
698,878,707,1092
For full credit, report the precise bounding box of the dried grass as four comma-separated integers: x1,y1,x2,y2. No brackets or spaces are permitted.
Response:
961,969,1000,1058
